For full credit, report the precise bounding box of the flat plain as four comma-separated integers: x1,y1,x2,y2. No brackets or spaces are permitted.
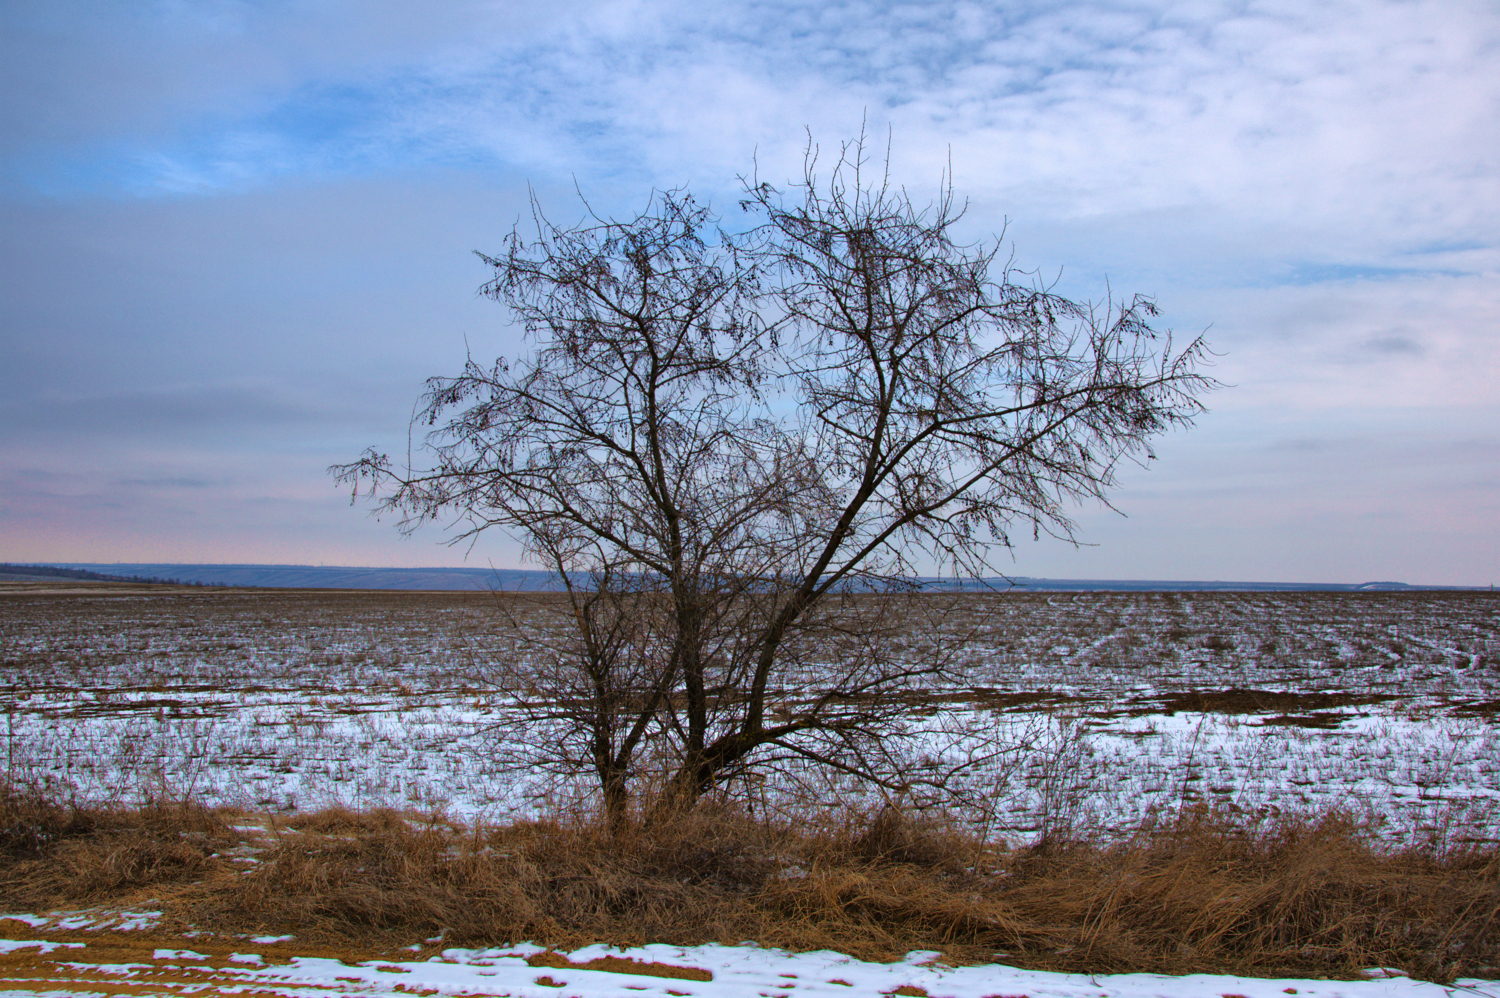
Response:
3,582,1497,843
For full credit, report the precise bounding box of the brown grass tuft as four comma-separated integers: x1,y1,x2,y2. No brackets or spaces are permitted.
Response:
2,787,1495,983
0,782,232,905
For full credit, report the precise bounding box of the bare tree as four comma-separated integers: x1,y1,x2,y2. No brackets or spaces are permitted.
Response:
477,537,677,831
334,135,1215,822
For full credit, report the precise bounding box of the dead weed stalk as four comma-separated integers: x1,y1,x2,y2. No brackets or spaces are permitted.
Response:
1,784,1495,983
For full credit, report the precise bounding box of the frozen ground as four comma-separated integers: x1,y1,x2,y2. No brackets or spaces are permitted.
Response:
0,928,1495,998
1,585,1497,843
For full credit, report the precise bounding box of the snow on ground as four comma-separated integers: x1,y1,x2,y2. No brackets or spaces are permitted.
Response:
0,936,1495,998
2,588,1497,842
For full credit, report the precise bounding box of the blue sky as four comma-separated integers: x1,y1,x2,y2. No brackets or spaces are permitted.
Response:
2,0,1497,583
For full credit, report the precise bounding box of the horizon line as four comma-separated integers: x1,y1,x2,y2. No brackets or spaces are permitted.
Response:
8,561,1493,591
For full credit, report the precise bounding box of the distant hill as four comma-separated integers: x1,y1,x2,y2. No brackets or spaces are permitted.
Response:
23,563,1490,593
33,563,549,591
925,577,1475,593
0,563,205,585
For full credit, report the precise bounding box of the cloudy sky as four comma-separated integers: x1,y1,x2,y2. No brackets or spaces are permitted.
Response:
2,0,1496,584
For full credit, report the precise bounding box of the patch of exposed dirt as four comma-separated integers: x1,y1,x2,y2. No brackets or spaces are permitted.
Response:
1450,698,1500,718
1256,712,1356,729
526,951,714,981
1104,688,1399,719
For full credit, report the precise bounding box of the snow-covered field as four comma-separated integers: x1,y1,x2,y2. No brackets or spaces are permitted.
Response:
1,927,1496,998
2,585,1497,843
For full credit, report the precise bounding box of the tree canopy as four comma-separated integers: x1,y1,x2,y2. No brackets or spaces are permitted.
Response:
335,136,1216,824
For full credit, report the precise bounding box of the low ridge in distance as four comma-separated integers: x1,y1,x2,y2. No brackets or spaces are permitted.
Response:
10,563,1491,592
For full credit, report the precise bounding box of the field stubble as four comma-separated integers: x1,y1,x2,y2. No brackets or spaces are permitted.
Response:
1,584,1497,845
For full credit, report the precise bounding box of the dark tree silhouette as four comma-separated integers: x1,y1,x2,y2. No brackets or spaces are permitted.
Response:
335,135,1215,825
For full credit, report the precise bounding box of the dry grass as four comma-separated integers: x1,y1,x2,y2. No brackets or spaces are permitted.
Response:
0,782,234,904
2,783,1496,983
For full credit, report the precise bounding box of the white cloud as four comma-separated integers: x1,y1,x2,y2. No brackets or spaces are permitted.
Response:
11,0,1497,265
